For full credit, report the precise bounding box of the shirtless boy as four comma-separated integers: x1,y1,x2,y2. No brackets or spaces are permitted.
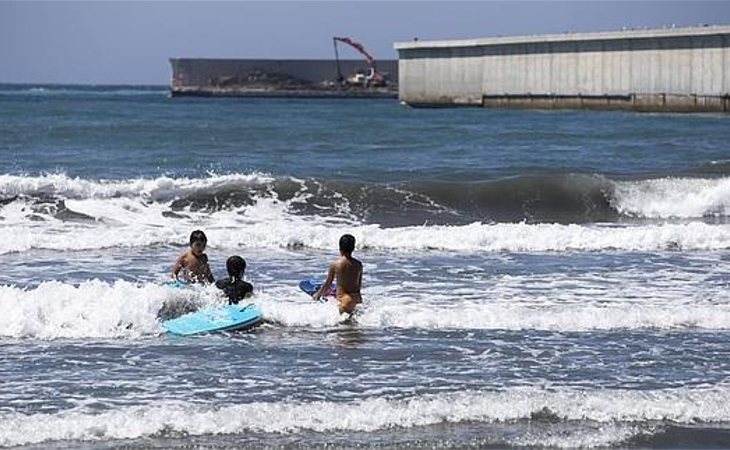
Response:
171,230,215,284
313,234,363,315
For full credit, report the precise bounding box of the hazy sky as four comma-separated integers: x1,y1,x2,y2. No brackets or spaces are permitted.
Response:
1,1,729,84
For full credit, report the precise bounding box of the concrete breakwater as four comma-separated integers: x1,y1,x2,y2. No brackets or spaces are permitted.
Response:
169,58,398,98
395,26,730,112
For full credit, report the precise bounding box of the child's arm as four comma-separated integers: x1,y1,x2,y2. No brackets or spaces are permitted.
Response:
313,263,336,301
358,266,363,292
170,253,186,279
203,260,215,283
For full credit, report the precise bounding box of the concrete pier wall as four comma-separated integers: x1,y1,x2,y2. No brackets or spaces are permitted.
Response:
395,26,730,112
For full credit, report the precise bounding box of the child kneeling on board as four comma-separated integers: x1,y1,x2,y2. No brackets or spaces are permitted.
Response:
215,256,254,304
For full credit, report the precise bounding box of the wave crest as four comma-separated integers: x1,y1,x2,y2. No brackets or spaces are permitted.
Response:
1,387,728,447
3,173,730,224
613,177,730,218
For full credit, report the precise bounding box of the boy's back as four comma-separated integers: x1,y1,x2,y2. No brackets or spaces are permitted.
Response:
332,255,362,314
333,255,362,296
314,234,363,315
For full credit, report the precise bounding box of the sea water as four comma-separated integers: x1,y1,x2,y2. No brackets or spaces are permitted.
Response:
1,84,729,448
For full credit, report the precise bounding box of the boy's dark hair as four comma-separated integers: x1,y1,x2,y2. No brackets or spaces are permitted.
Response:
226,255,246,279
189,230,207,246
339,234,356,254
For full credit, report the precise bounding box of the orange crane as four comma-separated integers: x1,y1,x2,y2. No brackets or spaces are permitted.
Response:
332,36,386,87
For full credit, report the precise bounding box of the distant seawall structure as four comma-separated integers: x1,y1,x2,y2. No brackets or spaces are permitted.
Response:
169,59,398,97
395,26,730,112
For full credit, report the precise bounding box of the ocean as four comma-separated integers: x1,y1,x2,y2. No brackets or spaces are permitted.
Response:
1,84,729,449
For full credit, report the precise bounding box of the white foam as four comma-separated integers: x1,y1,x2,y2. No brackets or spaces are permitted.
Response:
5,174,730,222
0,386,728,447
258,265,730,331
259,296,345,327
257,293,730,332
2,270,727,339
3,174,730,254
613,177,730,218
9,213,730,254
0,197,180,254
0,280,222,339
350,221,730,252
357,301,730,331
6,202,729,254
0,172,276,201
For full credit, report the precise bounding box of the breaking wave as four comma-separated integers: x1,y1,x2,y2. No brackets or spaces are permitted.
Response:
1,275,728,340
0,280,219,339
612,176,730,218
1,386,730,447
2,172,729,224
1,173,729,255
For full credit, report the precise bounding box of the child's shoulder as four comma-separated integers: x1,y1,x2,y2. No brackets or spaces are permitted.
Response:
215,277,231,289
177,249,192,260
234,278,253,286
236,279,254,293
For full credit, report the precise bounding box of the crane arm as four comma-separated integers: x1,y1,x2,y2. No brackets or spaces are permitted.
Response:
333,36,376,67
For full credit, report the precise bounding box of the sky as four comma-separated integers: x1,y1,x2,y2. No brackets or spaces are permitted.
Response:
1,1,729,85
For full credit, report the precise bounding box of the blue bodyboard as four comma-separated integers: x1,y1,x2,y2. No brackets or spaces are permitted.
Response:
299,279,336,297
164,280,194,289
163,304,263,336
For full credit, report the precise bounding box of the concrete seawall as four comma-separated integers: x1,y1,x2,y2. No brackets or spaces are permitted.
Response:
395,26,730,112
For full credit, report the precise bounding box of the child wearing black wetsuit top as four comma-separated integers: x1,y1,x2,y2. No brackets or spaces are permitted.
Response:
215,256,253,304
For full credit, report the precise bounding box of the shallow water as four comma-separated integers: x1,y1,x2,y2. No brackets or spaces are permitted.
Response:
1,84,729,448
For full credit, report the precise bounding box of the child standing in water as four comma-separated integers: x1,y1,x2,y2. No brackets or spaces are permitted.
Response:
313,234,363,315
215,256,254,304
171,230,215,284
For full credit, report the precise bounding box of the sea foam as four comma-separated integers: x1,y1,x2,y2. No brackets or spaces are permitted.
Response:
1,275,728,340
0,386,728,447
2,173,730,255
0,280,221,339
2,198,730,254
0,172,275,201
613,176,730,218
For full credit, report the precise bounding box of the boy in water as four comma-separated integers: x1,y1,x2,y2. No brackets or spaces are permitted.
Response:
215,256,254,304
171,230,215,284
313,234,363,315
